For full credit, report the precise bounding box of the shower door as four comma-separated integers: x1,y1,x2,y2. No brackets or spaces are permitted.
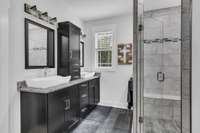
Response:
142,6,181,133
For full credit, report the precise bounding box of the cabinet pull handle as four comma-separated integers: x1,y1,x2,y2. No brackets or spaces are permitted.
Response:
73,63,79,67
81,94,88,98
80,84,88,87
81,107,87,112
73,69,79,72
70,50,72,59
73,76,79,79
64,99,70,111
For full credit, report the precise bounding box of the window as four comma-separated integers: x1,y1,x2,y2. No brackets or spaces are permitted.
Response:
95,31,113,68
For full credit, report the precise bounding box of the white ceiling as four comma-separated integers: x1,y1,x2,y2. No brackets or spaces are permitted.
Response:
65,0,133,21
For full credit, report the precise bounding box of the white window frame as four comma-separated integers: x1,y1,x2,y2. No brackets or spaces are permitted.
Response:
92,24,116,71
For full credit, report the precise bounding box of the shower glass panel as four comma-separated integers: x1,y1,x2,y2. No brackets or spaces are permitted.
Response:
143,6,181,133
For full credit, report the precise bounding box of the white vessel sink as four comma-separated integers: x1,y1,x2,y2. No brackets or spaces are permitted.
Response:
81,72,95,78
26,76,71,89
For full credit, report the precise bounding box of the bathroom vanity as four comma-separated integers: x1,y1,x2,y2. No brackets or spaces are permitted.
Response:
20,76,100,133
21,19,100,133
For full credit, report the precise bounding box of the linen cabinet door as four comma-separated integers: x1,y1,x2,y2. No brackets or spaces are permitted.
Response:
69,24,81,80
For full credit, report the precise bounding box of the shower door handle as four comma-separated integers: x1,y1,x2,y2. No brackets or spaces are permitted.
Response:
139,24,143,31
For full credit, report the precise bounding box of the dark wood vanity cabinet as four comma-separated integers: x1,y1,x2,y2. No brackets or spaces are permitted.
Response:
21,92,48,133
79,82,90,118
94,78,100,104
21,86,80,133
89,78,100,110
48,86,80,133
21,78,100,133
57,22,81,80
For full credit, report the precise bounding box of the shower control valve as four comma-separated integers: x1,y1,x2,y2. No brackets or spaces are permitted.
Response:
157,72,165,82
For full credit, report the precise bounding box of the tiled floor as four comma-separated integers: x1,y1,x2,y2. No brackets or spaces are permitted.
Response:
144,97,181,133
71,106,133,133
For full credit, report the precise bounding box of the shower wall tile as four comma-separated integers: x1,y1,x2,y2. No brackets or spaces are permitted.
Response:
163,78,181,96
144,97,180,121
144,66,161,78
144,43,162,54
164,67,181,79
144,7,181,97
144,27,162,40
144,54,162,67
173,101,181,120
163,54,181,67
144,76,163,91
163,42,181,54
144,87,163,96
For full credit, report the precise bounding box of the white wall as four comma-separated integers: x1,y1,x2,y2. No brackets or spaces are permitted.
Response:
8,0,84,133
0,4,10,133
84,15,133,108
192,0,200,132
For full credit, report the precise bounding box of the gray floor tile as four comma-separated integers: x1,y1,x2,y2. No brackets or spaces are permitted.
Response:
86,106,112,122
96,128,130,133
72,120,100,133
71,106,133,133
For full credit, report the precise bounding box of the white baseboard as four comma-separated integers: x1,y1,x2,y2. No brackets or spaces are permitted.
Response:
98,100,128,109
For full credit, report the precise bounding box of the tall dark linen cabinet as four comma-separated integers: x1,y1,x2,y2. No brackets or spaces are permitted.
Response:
57,22,81,80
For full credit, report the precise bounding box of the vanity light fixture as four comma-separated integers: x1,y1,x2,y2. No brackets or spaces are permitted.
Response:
24,3,57,25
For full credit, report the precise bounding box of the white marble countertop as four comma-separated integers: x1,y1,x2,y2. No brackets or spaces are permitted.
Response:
20,76,100,94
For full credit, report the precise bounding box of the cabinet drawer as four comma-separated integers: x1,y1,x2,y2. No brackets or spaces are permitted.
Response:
71,68,80,73
71,74,80,80
79,82,89,109
89,79,96,87
80,107,89,118
72,63,80,68
79,82,88,89
80,98,89,109
70,60,80,68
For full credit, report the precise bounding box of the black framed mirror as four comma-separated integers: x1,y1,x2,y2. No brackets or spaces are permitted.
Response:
80,41,84,67
25,18,55,69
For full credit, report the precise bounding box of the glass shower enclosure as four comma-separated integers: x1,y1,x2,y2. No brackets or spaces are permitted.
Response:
133,0,182,133
143,6,181,133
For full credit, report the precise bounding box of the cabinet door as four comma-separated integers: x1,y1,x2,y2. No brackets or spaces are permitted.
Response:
79,82,89,118
57,33,70,76
48,87,80,133
94,78,100,104
21,92,48,133
69,25,80,62
69,24,80,80
64,86,80,131
89,81,95,109
48,90,66,133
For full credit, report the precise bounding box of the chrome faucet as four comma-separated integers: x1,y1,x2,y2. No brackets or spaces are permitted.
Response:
43,67,48,77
